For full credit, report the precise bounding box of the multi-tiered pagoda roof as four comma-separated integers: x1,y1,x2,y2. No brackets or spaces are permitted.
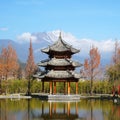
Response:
35,33,82,95
36,35,81,80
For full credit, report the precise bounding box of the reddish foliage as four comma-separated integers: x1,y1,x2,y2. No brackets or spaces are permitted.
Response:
0,44,19,79
84,46,101,80
118,85,120,95
25,39,37,78
83,46,101,94
112,86,116,95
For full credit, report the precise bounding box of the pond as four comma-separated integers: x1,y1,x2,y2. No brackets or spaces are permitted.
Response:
0,98,120,120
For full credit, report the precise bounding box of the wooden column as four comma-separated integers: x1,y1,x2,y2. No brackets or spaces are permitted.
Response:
49,102,52,116
53,102,56,113
42,81,44,93
75,102,78,114
67,102,70,116
50,82,52,94
68,82,70,95
64,82,66,95
53,82,56,94
76,82,78,94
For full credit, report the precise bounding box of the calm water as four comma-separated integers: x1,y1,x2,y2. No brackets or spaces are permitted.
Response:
0,98,120,120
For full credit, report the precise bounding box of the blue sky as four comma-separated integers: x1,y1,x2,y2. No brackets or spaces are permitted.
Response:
0,0,120,41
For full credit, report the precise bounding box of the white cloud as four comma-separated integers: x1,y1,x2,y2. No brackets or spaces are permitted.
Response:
17,32,37,43
49,30,115,53
0,27,8,31
79,38,114,53
16,31,115,57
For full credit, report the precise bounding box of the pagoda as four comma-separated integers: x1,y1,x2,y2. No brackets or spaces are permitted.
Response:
35,33,82,95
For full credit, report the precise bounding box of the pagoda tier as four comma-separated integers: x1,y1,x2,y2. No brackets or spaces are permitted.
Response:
35,70,81,81
41,35,80,58
38,58,82,67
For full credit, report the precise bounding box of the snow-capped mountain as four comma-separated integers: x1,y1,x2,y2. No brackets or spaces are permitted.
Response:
0,30,114,66
31,30,114,65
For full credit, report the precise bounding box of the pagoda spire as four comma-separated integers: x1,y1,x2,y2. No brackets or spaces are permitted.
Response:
59,31,62,39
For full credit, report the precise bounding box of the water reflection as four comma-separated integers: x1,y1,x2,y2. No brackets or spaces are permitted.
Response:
0,98,120,120
40,101,78,120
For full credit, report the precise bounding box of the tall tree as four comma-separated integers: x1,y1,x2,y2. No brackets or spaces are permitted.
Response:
25,39,36,95
107,41,120,82
0,54,3,94
0,44,19,94
0,44,19,80
112,41,120,64
84,46,101,95
25,39,36,78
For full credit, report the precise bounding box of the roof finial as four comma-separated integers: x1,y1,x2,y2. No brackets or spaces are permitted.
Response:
59,31,62,39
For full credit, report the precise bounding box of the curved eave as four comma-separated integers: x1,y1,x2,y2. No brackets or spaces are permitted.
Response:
41,47,50,53
33,74,45,79
72,62,83,67
74,73,81,79
38,59,50,66
38,62,47,67
70,47,80,54
71,71,81,79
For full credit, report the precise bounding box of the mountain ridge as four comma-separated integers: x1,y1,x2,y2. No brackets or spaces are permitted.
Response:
0,30,113,66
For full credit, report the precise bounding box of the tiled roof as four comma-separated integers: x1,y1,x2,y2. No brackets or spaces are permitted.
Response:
34,70,81,79
41,36,80,54
38,58,82,67
46,70,73,78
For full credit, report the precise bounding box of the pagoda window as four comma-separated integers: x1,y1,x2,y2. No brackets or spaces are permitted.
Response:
54,67,66,70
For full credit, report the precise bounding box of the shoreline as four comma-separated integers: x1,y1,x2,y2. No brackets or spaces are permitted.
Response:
0,93,119,100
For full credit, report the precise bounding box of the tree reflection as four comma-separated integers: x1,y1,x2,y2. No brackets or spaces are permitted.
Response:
27,99,30,120
108,104,120,120
0,100,1,120
0,99,120,120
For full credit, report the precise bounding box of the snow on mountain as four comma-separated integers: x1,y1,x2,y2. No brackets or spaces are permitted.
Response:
0,30,115,66
47,30,80,48
31,30,115,66
38,30,114,53
32,32,52,43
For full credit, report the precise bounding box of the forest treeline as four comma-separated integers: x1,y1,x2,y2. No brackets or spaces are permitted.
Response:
1,79,112,94
0,40,120,95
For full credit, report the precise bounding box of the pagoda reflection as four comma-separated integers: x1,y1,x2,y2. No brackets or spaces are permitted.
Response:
34,101,79,120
